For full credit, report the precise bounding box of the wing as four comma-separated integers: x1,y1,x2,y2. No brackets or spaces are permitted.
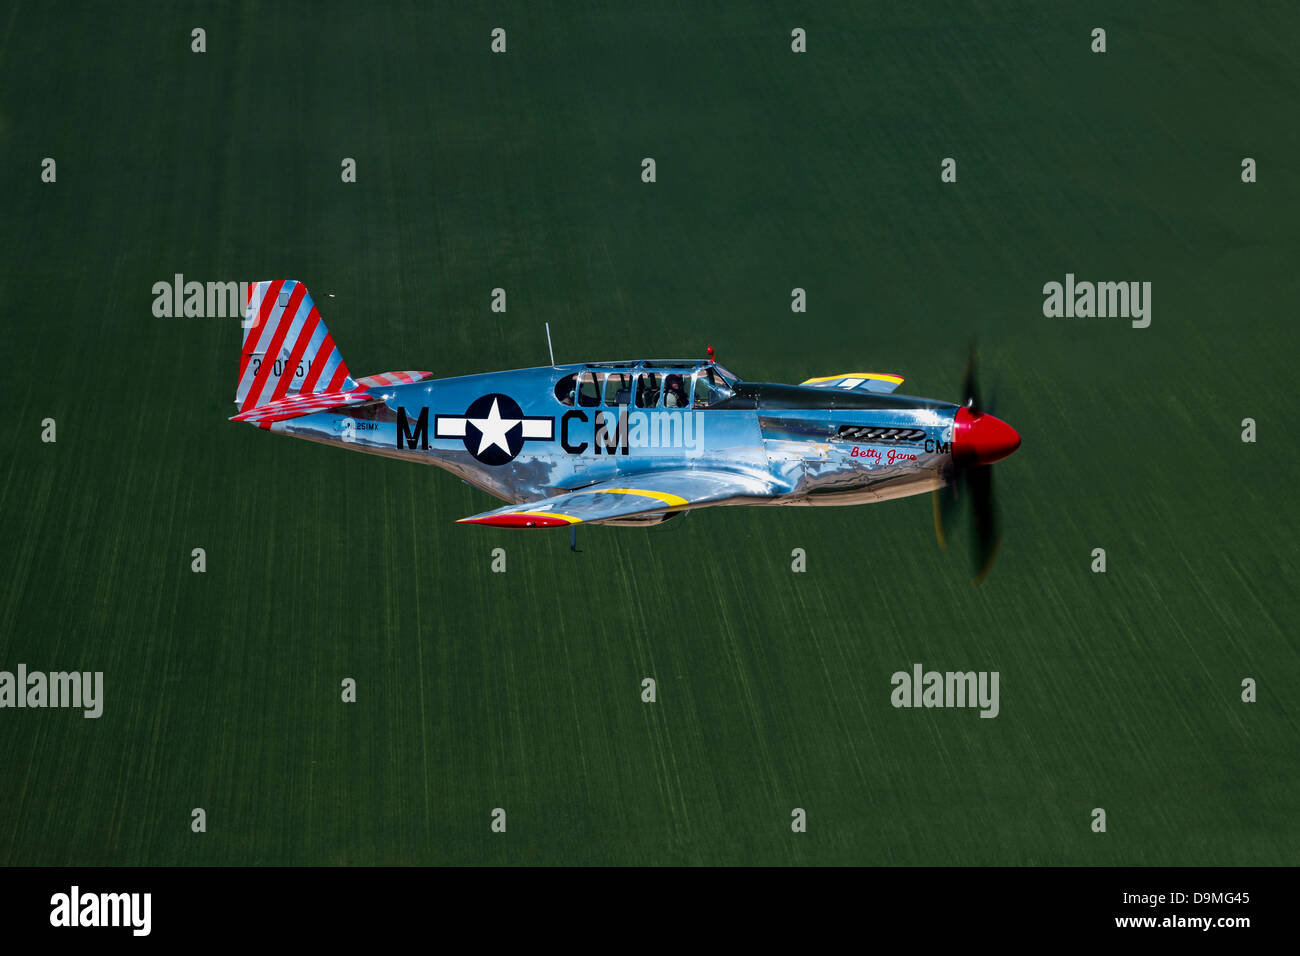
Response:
456,468,779,527
800,372,904,394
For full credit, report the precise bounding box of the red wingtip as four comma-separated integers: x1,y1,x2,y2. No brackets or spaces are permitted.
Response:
458,513,574,528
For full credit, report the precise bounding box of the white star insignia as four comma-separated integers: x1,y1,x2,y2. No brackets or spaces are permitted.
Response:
467,398,521,456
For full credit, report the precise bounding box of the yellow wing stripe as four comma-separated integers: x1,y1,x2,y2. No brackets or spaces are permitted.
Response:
800,372,904,386
467,489,690,526
594,488,691,508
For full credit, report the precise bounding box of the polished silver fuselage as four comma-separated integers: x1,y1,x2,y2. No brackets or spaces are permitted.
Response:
266,364,962,521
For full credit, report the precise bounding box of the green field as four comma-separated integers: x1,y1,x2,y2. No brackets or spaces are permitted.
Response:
1,2,1296,865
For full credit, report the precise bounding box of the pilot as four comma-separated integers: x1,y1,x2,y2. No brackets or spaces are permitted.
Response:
556,376,576,406
636,375,660,408
663,374,686,408
609,373,632,406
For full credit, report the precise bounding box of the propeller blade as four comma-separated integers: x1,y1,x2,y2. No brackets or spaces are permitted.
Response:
961,348,982,414
932,488,949,549
932,472,961,550
966,464,1002,585
935,347,1013,583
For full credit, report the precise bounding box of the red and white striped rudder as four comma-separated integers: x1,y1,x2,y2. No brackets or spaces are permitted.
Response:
235,280,356,412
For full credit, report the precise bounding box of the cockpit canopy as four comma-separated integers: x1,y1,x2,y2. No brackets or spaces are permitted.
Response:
554,361,740,409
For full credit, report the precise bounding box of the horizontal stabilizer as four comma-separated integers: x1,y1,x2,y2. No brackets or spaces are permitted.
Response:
229,390,377,428
354,371,434,388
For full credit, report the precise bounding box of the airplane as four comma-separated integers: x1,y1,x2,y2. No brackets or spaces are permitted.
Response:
230,280,1021,581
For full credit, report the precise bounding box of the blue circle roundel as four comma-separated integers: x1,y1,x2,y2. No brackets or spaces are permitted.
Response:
437,392,563,467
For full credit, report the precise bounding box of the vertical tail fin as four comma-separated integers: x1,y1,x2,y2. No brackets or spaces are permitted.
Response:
235,280,356,411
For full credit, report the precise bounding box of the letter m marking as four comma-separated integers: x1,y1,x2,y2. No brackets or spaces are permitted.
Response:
396,407,429,450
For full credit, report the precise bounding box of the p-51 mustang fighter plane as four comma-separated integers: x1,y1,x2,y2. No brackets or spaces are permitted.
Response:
231,281,1021,579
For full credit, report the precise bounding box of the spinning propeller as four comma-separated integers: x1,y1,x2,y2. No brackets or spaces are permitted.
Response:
933,351,1021,585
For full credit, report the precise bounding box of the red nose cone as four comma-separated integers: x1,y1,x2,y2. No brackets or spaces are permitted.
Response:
952,407,1021,465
